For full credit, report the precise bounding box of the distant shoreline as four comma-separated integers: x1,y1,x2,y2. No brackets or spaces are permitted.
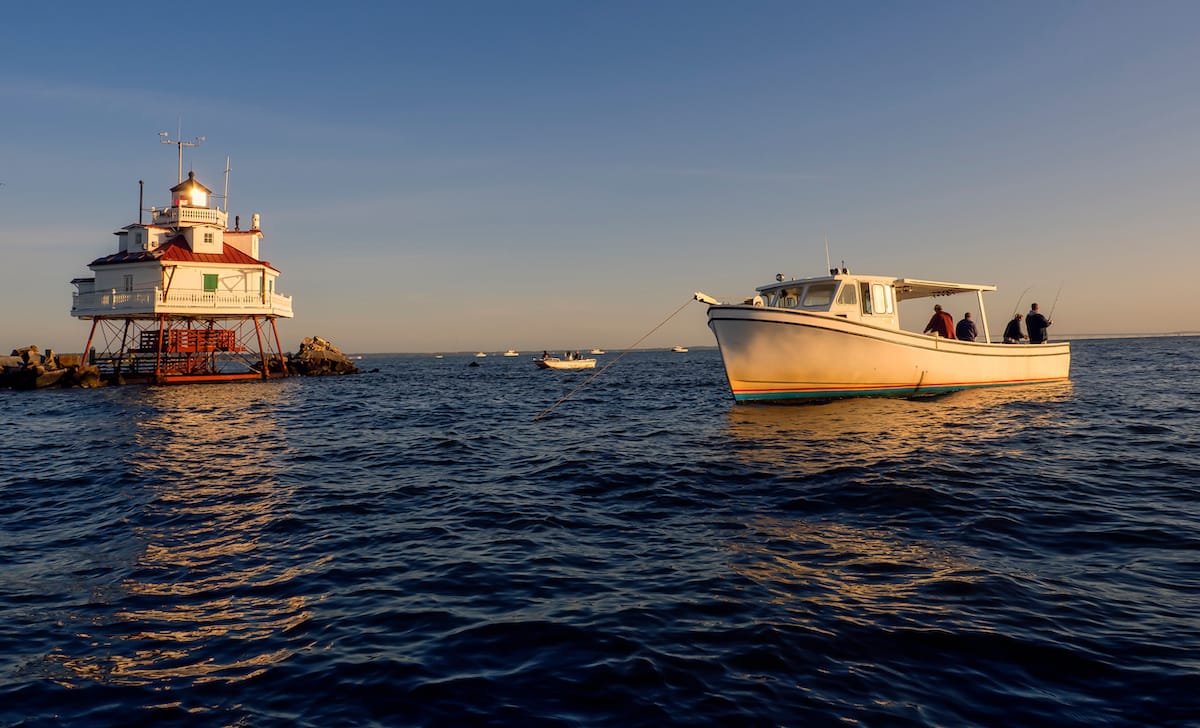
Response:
1053,331,1200,340
351,333,1200,356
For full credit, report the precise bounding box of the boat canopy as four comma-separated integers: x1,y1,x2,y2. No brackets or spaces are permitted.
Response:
736,273,1000,343
892,278,997,301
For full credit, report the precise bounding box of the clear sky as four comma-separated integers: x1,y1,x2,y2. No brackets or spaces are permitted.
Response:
2,1,1198,353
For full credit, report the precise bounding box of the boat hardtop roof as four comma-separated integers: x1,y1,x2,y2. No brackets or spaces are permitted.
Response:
757,273,996,301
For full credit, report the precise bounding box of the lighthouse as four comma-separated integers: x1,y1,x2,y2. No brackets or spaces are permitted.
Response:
70,148,293,383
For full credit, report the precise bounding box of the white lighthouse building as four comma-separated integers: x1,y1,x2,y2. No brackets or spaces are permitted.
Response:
71,156,293,383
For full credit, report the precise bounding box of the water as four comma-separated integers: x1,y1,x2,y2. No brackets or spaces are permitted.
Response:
1,338,1197,726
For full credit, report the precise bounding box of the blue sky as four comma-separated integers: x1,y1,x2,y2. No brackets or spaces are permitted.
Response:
2,2,1198,353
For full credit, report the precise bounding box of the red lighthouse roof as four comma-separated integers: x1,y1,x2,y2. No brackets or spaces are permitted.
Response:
90,237,277,271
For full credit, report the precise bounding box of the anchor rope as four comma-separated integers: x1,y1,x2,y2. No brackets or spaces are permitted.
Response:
533,296,697,421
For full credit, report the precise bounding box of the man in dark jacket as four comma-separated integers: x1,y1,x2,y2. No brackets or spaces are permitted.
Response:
1026,303,1052,344
923,304,955,338
1003,314,1026,344
955,312,978,342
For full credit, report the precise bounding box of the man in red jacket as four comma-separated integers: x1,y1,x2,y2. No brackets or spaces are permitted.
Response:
923,304,956,338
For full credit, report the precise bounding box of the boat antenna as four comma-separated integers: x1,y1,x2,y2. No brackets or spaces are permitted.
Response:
534,296,695,421
824,233,831,274
159,128,205,184
1048,282,1064,319
1012,285,1032,316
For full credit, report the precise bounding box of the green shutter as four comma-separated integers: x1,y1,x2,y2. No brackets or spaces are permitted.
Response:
203,274,219,292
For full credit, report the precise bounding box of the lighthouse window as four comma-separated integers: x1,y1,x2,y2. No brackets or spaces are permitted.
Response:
203,232,214,245
123,274,133,292
203,274,219,292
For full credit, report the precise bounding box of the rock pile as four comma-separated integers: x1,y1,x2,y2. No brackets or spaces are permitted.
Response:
0,345,104,389
287,336,359,376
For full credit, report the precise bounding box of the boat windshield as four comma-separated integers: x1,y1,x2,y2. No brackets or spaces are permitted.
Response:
767,282,838,310
802,283,836,307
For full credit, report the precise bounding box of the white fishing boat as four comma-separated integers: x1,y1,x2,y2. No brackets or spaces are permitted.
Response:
503,349,520,357
671,346,689,353
694,268,1070,402
534,354,597,370
475,352,488,358
590,348,606,355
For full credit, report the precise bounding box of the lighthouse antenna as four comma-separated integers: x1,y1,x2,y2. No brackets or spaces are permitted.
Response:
223,156,231,213
158,130,205,184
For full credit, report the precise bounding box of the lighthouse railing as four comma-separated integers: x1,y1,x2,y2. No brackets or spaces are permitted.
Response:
71,288,293,317
151,207,228,228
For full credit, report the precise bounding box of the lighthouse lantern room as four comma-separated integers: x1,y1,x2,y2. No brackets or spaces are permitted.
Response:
70,140,293,383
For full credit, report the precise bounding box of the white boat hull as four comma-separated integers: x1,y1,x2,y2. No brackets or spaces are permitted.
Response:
708,305,1070,401
534,358,597,370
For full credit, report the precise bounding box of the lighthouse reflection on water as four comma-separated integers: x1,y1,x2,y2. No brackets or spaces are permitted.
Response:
50,383,316,688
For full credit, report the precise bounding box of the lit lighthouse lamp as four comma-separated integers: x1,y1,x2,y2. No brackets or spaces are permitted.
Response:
172,171,209,208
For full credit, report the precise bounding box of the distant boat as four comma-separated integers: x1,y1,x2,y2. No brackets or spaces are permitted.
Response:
534,353,596,370
475,352,488,358
434,354,444,359
671,346,689,353
695,268,1070,402
590,348,605,355
503,349,520,357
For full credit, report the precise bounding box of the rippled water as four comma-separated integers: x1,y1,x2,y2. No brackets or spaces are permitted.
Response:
2,338,1197,726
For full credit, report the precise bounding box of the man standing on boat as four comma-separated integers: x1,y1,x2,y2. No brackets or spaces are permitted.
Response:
1026,303,1052,344
955,312,978,342
923,304,956,338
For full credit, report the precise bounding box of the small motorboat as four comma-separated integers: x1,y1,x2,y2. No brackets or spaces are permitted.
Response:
534,353,596,370
475,352,488,358
671,345,689,353
590,348,606,355
503,349,520,357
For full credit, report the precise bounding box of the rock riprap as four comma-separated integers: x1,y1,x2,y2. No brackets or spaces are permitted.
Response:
0,345,104,389
287,337,359,376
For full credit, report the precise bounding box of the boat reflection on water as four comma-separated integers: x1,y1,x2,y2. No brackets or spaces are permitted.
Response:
722,381,1075,475
728,516,979,621
720,382,1074,629
49,383,318,689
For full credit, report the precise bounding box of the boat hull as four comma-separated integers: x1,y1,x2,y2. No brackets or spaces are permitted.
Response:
708,305,1070,402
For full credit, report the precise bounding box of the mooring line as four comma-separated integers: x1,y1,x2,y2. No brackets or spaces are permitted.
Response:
533,296,697,421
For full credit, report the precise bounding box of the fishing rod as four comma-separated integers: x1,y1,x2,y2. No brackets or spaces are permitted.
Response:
1048,282,1064,319
1012,285,1032,316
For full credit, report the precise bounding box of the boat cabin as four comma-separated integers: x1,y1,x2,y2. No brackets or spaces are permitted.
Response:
751,270,997,341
